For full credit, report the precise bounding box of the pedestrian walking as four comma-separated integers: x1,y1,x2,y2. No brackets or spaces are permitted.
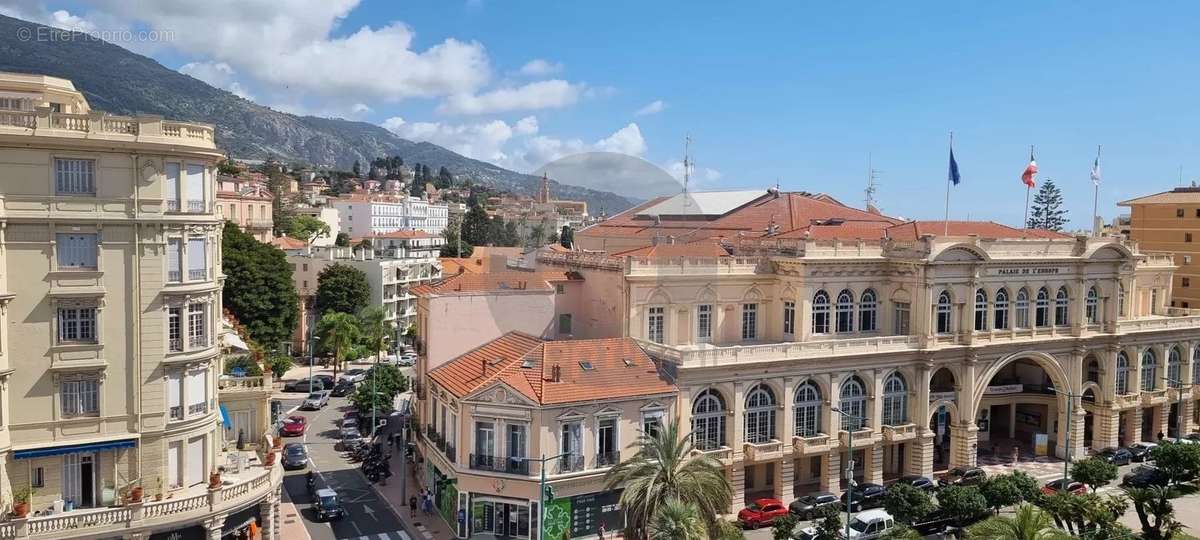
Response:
1011,445,1020,465
598,522,606,540
408,496,417,518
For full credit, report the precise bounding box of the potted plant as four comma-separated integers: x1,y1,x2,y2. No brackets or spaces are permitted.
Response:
208,471,222,490
264,450,276,467
154,477,163,501
130,484,143,503
12,487,32,518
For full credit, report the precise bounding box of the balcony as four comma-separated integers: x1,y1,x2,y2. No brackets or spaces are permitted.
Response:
443,443,456,463
882,423,917,443
1117,312,1200,334
636,334,920,369
166,200,180,212
556,454,585,474
595,451,621,468
245,219,274,229
186,200,206,213
792,433,833,455
1114,393,1139,409
1141,389,1169,406
188,268,208,281
167,270,182,283
469,454,531,475
742,439,784,462
218,376,272,394
188,334,209,349
690,446,733,465
7,452,279,539
0,109,216,150
839,427,877,449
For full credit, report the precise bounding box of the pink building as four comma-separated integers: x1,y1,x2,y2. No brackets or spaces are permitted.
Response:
216,174,273,241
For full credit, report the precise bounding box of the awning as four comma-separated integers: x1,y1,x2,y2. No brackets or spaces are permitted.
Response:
221,331,250,353
14,438,137,460
219,405,232,428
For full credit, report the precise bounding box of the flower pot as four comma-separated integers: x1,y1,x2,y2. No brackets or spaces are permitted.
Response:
209,472,222,490
130,486,143,503
264,451,276,467
12,502,28,518
272,436,282,450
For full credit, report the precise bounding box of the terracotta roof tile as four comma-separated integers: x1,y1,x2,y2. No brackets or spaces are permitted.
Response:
270,236,308,249
411,271,578,296
428,333,676,405
610,238,731,258
883,221,1072,241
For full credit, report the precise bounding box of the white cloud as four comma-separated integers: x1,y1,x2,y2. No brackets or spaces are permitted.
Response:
48,9,96,32
438,80,583,115
351,103,372,115
514,116,539,135
594,123,646,156
665,159,722,184
382,116,518,164
179,61,254,100
634,99,665,116
519,59,562,76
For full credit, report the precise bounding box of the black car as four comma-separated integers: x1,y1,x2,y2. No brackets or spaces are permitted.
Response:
313,374,336,388
283,379,325,393
895,474,936,492
1187,433,1200,442
1128,443,1155,462
314,488,346,521
281,443,308,470
939,467,987,487
840,483,886,512
1122,465,1170,488
330,380,356,397
911,507,991,536
788,492,839,519
1097,447,1133,466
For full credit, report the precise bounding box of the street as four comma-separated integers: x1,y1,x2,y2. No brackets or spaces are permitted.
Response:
276,362,417,540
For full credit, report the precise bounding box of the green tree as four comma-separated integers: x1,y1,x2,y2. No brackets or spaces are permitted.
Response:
441,219,473,257
287,214,330,243
811,505,843,540
437,166,453,188
560,225,574,249
334,232,351,247
221,223,299,349
879,525,922,540
604,420,731,539
648,498,708,540
982,472,1040,514
316,312,360,380
223,355,263,376
1071,457,1118,493
966,503,1073,540
352,159,361,176
315,263,371,315
937,485,988,521
712,520,746,540
358,306,394,363
771,514,799,540
265,354,294,379
1149,442,1200,485
461,202,492,246
1027,178,1068,231
883,483,934,525
1124,486,1183,540
527,223,546,247
548,230,559,244
217,160,241,175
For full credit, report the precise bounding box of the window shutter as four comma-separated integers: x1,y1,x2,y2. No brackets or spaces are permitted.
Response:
168,372,182,410
186,436,204,487
186,165,204,205
167,442,181,488
187,239,205,274
168,239,181,277
165,163,181,208
186,370,205,409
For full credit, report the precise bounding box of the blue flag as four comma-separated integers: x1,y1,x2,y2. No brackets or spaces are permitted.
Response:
948,147,961,185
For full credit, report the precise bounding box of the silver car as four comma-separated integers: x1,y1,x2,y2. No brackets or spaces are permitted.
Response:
302,391,329,410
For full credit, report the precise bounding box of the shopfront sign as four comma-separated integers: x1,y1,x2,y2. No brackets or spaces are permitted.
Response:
988,267,1069,277
984,384,1024,395
570,490,624,538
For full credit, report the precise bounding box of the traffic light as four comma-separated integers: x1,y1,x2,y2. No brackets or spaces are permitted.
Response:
543,485,555,501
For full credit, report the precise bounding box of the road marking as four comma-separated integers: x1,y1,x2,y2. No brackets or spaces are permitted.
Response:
363,505,378,520
378,534,392,540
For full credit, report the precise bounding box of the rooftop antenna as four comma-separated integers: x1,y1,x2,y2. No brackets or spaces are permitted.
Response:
682,135,693,211
865,153,881,211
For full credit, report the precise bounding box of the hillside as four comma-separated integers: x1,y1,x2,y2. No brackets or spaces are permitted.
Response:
0,15,636,214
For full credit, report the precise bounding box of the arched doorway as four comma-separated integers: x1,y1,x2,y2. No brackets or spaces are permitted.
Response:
1081,386,1097,448
928,368,957,471
972,353,1072,462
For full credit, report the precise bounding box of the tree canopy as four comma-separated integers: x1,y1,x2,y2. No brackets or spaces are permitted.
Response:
1028,178,1068,231
1071,456,1118,493
883,483,935,525
288,214,330,243
315,263,371,315
221,222,299,350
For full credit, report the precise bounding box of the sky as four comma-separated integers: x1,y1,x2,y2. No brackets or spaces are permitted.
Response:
3,0,1199,229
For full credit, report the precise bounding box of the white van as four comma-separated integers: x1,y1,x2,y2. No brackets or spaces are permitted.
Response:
847,509,895,540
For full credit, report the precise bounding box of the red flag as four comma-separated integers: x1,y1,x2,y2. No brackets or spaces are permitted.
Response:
1021,151,1037,188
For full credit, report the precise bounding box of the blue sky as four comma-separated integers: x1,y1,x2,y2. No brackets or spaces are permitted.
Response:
5,1,1199,228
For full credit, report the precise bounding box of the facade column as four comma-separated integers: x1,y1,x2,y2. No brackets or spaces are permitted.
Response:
910,434,934,479
866,443,884,485
1126,408,1143,445
1008,403,1017,438
820,450,842,496
1181,394,1197,435
779,458,794,502
204,515,226,540
1094,408,1120,450
782,377,796,444
949,423,978,468
732,381,746,459
728,466,744,513
260,491,279,540
1155,404,1170,440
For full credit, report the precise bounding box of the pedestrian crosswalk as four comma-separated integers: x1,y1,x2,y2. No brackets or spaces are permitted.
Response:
345,532,411,540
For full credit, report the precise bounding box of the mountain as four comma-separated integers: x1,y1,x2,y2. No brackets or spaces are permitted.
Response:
0,15,636,214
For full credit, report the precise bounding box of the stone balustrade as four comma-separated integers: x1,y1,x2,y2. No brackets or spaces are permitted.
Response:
0,109,215,150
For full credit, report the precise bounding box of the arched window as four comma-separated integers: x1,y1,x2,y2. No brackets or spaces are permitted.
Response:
836,290,855,333
1086,287,1100,324
1035,288,1051,328
812,290,830,334
1015,288,1030,328
882,373,908,426
794,381,822,438
1116,352,1130,395
974,289,989,332
859,289,878,332
745,385,777,444
936,291,953,334
994,288,1010,330
1055,287,1070,326
691,390,726,451
1169,347,1182,388
1118,283,1126,318
1141,349,1158,392
839,377,867,431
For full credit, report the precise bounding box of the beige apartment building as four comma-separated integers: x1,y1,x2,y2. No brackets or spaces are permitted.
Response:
0,72,280,539
1121,187,1200,308
216,174,274,242
421,332,676,539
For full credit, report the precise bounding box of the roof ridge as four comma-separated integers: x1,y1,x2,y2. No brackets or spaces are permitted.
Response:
427,331,543,377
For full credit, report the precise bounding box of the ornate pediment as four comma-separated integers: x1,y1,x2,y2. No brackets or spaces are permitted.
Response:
466,382,537,407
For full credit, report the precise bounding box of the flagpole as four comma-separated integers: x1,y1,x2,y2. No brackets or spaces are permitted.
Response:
1092,145,1101,237
944,131,953,236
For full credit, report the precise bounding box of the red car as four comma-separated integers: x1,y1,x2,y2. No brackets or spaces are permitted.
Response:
1041,479,1086,496
280,415,307,437
738,498,789,529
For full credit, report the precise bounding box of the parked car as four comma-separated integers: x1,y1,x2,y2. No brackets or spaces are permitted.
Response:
910,507,990,536
841,483,886,512
1122,465,1170,488
302,391,329,410
846,509,896,539
284,379,325,393
397,353,417,366
281,443,309,470
314,488,346,521
314,374,336,388
380,355,398,365
895,474,936,492
789,492,840,519
336,427,362,451
1041,479,1087,496
279,415,307,437
341,416,360,433
939,467,987,487
1128,442,1156,462
738,498,789,529
1096,447,1133,466
340,369,367,383
330,380,356,397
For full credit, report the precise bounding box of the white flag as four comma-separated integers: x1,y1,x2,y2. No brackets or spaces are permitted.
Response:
1090,155,1101,186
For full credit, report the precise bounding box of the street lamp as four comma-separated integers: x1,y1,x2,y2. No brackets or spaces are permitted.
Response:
1165,378,1194,442
514,452,571,540
831,406,866,540
1047,387,1086,485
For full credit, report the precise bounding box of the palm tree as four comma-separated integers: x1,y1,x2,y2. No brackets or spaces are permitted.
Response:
358,305,393,363
604,420,731,539
316,311,360,380
1124,486,1182,540
966,503,1074,540
648,498,707,540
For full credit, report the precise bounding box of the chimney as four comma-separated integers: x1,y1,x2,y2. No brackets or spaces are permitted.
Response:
481,358,487,375
551,364,561,383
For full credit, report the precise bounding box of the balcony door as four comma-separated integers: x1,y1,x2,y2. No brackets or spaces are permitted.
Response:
63,452,97,508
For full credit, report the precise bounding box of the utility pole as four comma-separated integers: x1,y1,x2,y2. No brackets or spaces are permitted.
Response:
517,452,570,540
832,406,865,540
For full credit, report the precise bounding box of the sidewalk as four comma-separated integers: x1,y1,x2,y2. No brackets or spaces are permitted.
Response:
371,454,458,540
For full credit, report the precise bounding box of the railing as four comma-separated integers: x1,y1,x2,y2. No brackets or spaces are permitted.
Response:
51,113,88,131
27,507,131,535
743,439,783,461
882,423,917,441
595,451,620,468
168,338,183,353
556,454,585,474
188,268,208,281
143,493,207,518
1117,314,1200,334
692,446,733,463
637,334,921,368
468,454,531,475
187,402,207,416
188,334,208,349
169,406,183,421
166,199,180,212
793,434,832,454
218,376,267,392
101,117,137,135
0,111,216,148
443,443,456,462
0,111,35,128
167,270,182,283
187,200,206,213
